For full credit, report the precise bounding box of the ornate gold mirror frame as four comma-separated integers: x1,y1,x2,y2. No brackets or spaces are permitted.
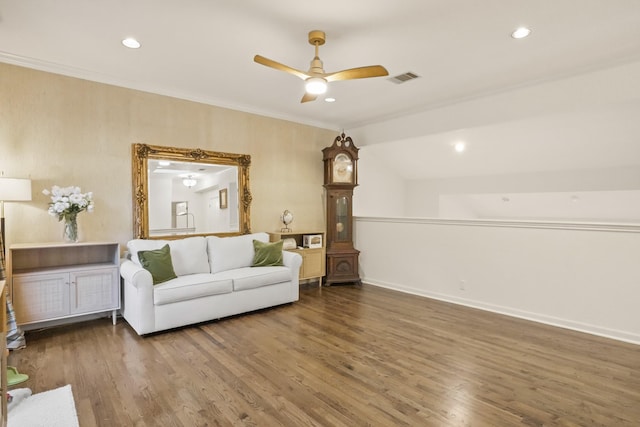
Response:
132,143,252,239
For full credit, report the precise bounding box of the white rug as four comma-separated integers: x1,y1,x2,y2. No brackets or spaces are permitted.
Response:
8,384,79,427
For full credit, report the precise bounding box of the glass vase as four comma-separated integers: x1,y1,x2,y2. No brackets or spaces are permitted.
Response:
63,213,79,243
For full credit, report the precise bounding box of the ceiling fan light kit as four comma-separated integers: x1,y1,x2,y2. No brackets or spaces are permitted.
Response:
305,77,328,94
254,30,389,103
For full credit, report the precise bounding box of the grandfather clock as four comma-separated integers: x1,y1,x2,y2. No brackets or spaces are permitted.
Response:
323,132,361,286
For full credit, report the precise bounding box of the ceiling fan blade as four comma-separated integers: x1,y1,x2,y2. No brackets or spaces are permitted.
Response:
301,92,318,103
325,65,389,82
253,55,311,80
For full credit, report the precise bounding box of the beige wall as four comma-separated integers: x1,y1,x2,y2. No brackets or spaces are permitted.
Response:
0,63,336,251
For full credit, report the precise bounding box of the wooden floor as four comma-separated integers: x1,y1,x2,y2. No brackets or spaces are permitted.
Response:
8,284,640,426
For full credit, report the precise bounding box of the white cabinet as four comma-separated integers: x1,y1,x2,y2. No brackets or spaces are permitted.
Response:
8,242,120,327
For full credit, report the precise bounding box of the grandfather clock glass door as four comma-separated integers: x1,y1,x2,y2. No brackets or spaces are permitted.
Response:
335,196,350,242
327,192,353,248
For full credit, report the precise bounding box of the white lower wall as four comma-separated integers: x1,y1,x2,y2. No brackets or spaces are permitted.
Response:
355,216,640,344
405,166,640,221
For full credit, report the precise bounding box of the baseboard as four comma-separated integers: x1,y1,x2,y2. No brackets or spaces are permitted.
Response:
363,277,640,346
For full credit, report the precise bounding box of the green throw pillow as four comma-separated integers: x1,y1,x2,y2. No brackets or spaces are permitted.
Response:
138,244,178,285
252,239,284,267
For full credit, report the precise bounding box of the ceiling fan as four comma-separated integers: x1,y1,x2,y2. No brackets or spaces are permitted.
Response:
254,30,389,103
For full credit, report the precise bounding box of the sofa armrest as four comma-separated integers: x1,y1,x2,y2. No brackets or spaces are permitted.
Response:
282,250,303,281
120,259,156,335
282,250,302,269
120,259,153,289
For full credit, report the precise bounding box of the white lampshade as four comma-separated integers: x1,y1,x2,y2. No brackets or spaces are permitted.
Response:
305,77,328,95
0,178,32,202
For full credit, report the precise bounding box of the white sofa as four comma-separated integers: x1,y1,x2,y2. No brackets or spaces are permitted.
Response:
120,232,302,335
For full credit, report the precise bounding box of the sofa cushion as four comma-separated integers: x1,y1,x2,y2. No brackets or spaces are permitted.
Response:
207,232,269,274
128,239,168,265
153,273,233,306
128,237,210,276
213,266,291,291
252,239,284,267
138,244,178,285
166,236,210,276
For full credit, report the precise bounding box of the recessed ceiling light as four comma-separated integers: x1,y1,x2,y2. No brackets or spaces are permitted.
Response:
454,142,466,153
511,27,531,39
122,37,141,49
325,97,336,103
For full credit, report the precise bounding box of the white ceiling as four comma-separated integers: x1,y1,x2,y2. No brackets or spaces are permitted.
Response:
1,1,640,180
1,0,639,130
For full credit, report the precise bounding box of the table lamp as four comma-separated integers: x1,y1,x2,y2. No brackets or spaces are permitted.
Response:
0,177,32,257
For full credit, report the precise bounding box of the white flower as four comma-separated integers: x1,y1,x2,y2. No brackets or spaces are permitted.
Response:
69,193,84,205
43,185,95,221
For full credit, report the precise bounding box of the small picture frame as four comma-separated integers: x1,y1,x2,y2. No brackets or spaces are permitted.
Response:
219,188,228,209
303,234,323,249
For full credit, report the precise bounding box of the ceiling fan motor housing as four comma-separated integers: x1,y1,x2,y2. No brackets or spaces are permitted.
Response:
308,30,326,46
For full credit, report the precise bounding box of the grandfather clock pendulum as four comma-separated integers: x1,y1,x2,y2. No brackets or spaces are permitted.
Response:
322,132,361,286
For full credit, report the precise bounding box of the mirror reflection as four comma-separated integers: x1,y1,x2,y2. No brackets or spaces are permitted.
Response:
132,143,251,239
148,159,239,236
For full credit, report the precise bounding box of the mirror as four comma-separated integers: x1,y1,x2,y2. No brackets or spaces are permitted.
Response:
132,143,251,239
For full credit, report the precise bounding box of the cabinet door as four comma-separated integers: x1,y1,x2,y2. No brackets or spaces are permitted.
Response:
302,249,325,279
12,273,71,323
325,251,360,286
70,267,120,315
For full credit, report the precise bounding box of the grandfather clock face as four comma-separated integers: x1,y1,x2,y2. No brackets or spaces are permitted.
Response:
323,132,358,187
332,153,354,184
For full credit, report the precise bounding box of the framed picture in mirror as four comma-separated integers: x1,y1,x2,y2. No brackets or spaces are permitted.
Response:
219,188,228,209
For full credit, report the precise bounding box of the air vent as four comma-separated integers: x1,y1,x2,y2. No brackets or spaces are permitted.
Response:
388,71,420,84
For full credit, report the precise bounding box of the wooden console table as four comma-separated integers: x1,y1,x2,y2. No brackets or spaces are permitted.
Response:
269,231,326,285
